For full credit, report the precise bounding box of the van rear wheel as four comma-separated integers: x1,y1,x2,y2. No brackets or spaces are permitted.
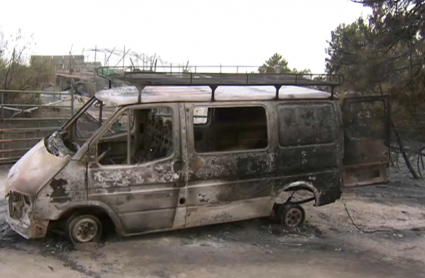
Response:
277,204,305,228
67,214,102,244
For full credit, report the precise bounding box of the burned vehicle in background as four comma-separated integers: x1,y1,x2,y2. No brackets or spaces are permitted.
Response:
4,69,390,243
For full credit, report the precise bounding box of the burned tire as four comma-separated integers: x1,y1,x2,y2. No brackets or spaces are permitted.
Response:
277,204,305,228
67,214,102,244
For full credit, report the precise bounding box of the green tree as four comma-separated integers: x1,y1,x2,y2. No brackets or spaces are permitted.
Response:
325,18,388,95
258,53,291,73
258,53,311,75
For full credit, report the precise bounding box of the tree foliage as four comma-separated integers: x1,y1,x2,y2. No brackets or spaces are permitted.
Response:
327,0,425,151
258,53,311,75
0,28,54,91
327,0,425,106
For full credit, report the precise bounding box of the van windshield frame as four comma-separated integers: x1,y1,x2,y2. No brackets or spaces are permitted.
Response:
61,97,97,131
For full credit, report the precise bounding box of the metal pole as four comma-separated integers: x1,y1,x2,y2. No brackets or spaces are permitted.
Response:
98,101,103,127
123,46,125,68
71,88,75,116
54,64,58,101
127,110,131,164
0,92,3,120
0,92,3,161
94,45,97,90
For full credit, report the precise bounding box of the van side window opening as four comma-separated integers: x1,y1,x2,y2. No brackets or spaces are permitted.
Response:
97,107,173,165
346,100,385,139
193,106,268,152
278,104,336,146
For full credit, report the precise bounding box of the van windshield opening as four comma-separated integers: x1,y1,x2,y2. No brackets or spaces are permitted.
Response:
44,97,119,157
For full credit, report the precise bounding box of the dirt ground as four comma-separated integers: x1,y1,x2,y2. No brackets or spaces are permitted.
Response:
1,163,425,278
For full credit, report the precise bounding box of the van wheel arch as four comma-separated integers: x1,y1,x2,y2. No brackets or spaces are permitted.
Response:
274,181,320,206
58,204,123,236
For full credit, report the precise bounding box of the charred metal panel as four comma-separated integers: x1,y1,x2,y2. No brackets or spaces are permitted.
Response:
118,208,176,234
275,101,340,176
89,163,176,188
273,171,341,200
35,160,87,220
184,102,275,226
188,152,272,181
87,156,179,234
86,103,182,235
275,145,338,174
344,163,387,187
273,100,342,203
342,96,390,187
186,197,272,228
5,140,69,196
187,152,274,206
344,139,387,165
278,103,336,146
89,184,179,213
187,178,272,206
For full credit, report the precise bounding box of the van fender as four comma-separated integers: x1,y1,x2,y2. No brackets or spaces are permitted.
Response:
275,181,320,206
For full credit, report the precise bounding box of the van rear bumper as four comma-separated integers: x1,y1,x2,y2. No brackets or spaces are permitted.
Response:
316,187,341,206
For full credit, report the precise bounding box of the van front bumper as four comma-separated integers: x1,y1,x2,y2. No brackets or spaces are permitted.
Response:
6,196,49,239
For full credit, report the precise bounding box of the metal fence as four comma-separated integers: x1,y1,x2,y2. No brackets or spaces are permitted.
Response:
0,89,77,164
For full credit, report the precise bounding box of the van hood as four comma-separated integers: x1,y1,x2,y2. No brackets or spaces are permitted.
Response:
5,140,70,197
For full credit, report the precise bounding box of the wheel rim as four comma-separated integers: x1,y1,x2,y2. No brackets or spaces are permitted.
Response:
284,207,303,227
71,218,99,243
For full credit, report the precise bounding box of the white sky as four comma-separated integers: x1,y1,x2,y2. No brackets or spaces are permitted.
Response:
0,0,369,73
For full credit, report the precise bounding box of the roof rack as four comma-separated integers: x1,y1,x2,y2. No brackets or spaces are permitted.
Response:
96,66,342,100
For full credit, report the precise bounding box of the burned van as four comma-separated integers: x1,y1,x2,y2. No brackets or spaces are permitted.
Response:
5,70,390,243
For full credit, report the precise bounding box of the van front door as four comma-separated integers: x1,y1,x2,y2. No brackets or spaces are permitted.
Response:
87,104,186,236
342,96,390,187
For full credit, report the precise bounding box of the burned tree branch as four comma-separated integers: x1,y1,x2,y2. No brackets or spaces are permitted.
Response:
392,121,421,179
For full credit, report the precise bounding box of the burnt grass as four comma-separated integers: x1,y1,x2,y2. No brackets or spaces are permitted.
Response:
345,166,425,207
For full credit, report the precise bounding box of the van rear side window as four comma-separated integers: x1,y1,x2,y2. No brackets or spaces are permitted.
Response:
278,103,336,146
193,106,268,152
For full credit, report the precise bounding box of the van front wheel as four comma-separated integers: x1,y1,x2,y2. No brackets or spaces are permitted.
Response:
277,204,305,228
67,214,102,244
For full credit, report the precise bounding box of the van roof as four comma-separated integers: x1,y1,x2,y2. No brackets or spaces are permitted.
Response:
95,85,335,106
